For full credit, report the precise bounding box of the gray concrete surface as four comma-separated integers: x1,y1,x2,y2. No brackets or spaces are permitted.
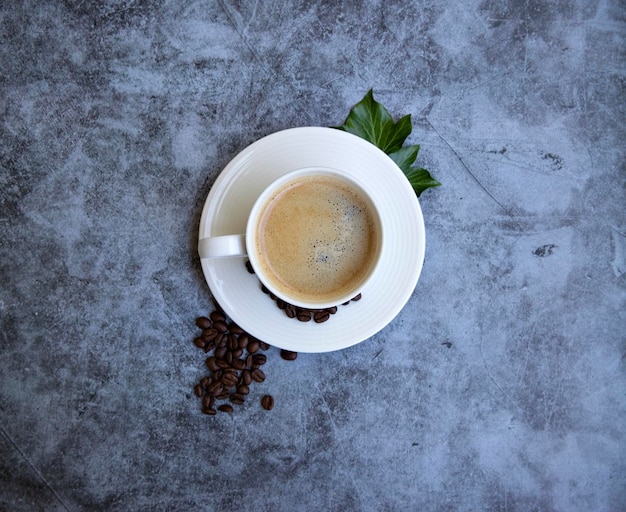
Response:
1,1,625,511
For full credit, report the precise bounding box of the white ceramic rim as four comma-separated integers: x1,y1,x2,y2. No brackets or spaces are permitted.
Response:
198,127,425,353
244,166,384,310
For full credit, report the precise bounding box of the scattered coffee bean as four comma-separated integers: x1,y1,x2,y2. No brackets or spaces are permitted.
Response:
209,311,226,322
218,404,234,413
229,323,244,335
194,384,203,397
352,293,362,301
238,334,249,349
261,395,275,411
196,317,212,329
245,260,255,274
313,311,330,323
241,369,252,386
202,407,217,416
213,321,228,333
251,369,266,383
202,328,218,341
193,337,206,349
259,341,271,351
280,350,298,361
296,310,312,322
252,354,267,366
237,385,249,395
247,340,260,354
230,393,246,405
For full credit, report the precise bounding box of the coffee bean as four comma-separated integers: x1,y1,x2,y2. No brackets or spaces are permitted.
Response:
214,346,227,359
251,369,266,383
194,384,203,397
224,350,233,365
230,393,246,405
245,354,253,368
202,341,214,353
259,341,270,351
245,260,255,274
227,334,238,350
285,305,297,318
196,317,212,329
193,337,206,349
215,333,225,347
261,395,274,411
261,284,270,294
276,298,286,309
313,311,330,323
280,350,298,361
296,310,312,322
221,373,238,388
237,384,249,395
210,311,226,323
241,369,252,386
230,323,244,335
216,390,230,400
202,394,214,409
238,334,249,349
202,328,218,341
205,357,219,372
252,354,267,366
218,404,234,413
200,376,211,389
213,321,228,333
351,293,362,301
232,358,246,370
232,347,243,358
207,381,223,396
213,359,228,371
202,407,217,416
326,306,338,315
247,340,260,354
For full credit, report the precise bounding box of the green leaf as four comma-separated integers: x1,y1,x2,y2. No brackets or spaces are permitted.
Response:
333,89,441,196
405,168,441,197
334,89,412,154
388,145,420,174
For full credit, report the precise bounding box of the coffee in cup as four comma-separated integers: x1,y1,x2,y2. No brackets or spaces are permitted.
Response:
198,167,383,309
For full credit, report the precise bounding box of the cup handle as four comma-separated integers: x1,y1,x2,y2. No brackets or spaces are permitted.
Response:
198,234,246,259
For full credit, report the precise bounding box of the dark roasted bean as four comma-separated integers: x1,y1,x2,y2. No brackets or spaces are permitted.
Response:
216,358,230,369
194,384,203,397
314,311,330,323
326,306,338,314
207,381,223,396
280,350,298,361
285,305,297,318
202,395,214,409
237,334,249,349
202,328,218,341
218,404,234,413
296,310,312,322
213,321,228,333
237,385,249,395
252,354,266,366
261,395,274,411
227,334,238,350
205,357,219,372
216,391,230,400
230,393,245,405
214,345,227,359
215,333,225,347
200,376,211,388
245,354,253,368
241,370,252,386
261,284,270,294
232,347,243,358
193,337,206,349
196,317,212,329
251,369,266,383
245,260,255,274
341,301,350,306
202,407,217,415
232,358,246,370
247,340,259,354
210,311,226,323
351,293,362,301
276,298,286,309
221,373,238,388
259,341,270,350
229,323,244,335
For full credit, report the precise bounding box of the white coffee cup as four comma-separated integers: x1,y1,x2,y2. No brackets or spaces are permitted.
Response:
198,167,383,310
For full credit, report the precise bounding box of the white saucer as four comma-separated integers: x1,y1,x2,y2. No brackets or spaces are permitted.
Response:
198,127,425,353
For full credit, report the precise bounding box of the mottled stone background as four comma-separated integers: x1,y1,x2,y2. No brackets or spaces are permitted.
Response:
1,1,624,511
